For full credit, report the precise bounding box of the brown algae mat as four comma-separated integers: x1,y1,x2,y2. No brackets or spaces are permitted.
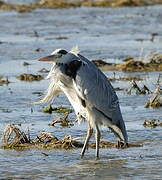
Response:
145,94,162,108
1,0,162,13
93,55,162,72
16,73,44,81
1,124,141,150
41,105,73,114
0,76,10,85
143,119,162,128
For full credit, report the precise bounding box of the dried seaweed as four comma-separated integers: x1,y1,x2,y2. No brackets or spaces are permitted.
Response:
41,105,73,114
116,57,162,72
109,76,142,81
145,75,162,108
0,76,10,85
16,73,44,81
1,0,162,13
145,94,162,108
38,68,49,73
143,119,162,128
22,62,31,66
2,124,30,149
92,54,162,72
1,124,142,150
48,112,74,127
127,81,151,95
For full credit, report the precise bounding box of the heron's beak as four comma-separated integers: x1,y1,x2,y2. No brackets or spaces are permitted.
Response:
38,55,58,62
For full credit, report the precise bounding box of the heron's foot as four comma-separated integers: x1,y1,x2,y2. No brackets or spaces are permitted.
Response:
116,141,129,148
80,152,85,159
95,155,100,160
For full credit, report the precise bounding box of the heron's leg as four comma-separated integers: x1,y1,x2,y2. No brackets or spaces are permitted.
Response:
81,123,93,158
95,124,101,159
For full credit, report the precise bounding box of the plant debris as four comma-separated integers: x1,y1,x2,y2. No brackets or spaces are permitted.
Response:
16,73,44,81
1,0,162,13
92,54,162,72
1,124,142,150
109,76,142,81
32,91,44,96
114,87,125,91
48,112,74,127
145,75,162,108
22,62,31,66
143,119,162,128
127,81,151,95
0,108,12,113
116,57,162,72
38,68,49,73
2,124,30,148
55,36,69,40
123,56,134,62
92,59,116,71
149,54,162,64
34,132,59,143
0,76,10,85
41,105,73,114
117,59,146,72
145,94,162,108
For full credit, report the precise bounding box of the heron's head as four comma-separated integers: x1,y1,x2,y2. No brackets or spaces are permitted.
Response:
38,48,68,63
38,47,80,64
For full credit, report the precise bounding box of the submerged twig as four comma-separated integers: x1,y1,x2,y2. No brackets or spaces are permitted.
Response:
2,124,30,145
127,81,151,95
48,112,73,127
145,74,162,108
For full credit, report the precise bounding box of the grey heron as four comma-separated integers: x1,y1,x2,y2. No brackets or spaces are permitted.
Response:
36,47,128,158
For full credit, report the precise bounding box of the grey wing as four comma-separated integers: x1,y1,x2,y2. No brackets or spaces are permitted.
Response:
73,60,119,124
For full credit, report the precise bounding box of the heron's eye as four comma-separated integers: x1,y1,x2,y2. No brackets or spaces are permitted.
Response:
59,50,68,55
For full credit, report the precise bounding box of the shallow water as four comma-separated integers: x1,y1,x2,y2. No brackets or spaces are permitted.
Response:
0,5,162,180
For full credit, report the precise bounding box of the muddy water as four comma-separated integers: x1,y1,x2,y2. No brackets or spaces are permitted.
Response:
0,5,162,179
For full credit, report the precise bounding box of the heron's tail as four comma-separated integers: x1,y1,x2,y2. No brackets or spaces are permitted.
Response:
92,107,128,144
110,107,128,144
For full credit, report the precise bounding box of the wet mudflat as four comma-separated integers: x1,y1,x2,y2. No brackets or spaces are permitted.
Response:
0,4,162,180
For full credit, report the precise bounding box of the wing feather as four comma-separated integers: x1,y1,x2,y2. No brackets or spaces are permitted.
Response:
73,56,119,121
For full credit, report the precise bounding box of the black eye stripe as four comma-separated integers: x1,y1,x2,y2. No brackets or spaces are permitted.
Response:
58,50,68,55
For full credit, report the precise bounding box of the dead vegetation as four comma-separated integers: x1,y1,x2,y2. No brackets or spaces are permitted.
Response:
0,76,10,85
1,124,142,150
22,62,31,66
38,68,49,73
48,112,74,127
93,54,162,72
2,124,30,148
143,119,162,128
116,59,162,72
16,73,44,81
1,0,162,13
127,81,151,95
109,75,142,81
145,94,162,108
41,105,73,114
145,74,162,108
92,59,117,71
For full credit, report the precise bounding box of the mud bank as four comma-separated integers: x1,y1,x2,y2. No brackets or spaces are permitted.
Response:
1,0,162,13
93,54,162,72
